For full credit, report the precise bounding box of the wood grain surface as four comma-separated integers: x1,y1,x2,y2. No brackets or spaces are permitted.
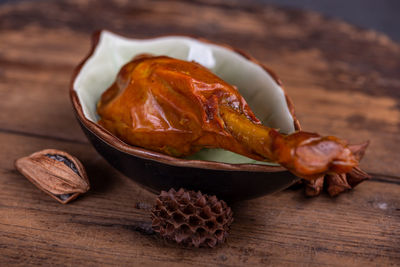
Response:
0,0,399,266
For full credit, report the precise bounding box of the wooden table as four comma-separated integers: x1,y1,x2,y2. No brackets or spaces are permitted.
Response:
1,0,399,266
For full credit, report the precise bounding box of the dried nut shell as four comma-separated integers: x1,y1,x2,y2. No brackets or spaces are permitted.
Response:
15,149,90,204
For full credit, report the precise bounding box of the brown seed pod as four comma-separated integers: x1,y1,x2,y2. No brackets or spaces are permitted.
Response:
15,149,90,204
303,141,370,197
151,188,233,248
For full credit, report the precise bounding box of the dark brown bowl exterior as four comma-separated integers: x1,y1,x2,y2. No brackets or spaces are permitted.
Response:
70,30,300,201
80,120,298,201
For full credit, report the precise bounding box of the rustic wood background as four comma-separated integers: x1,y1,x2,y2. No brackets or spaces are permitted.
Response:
0,0,399,266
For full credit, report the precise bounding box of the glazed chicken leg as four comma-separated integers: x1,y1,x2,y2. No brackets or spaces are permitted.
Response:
97,55,357,180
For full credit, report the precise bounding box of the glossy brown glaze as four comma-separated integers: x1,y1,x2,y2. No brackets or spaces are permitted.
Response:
97,55,357,179
97,55,263,159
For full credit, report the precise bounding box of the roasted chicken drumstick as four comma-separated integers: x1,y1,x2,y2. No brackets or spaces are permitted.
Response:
97,55,358,180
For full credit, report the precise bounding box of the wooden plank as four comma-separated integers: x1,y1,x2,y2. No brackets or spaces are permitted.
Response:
0,132,399,266
0,29,89,143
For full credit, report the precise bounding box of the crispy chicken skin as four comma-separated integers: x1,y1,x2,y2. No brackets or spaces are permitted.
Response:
97,55,357,179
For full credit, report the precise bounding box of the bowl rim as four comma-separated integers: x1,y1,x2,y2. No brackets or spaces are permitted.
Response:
69,30,301,172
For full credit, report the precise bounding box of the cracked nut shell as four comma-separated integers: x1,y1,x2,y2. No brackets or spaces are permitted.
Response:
15,149,90,204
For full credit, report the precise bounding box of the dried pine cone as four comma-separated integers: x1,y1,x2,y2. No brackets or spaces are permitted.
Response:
151,188,233,248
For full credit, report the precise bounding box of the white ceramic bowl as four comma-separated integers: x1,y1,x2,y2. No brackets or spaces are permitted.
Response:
70,30,300,201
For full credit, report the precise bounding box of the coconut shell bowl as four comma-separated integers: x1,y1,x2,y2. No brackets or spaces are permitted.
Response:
70,30,301,201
